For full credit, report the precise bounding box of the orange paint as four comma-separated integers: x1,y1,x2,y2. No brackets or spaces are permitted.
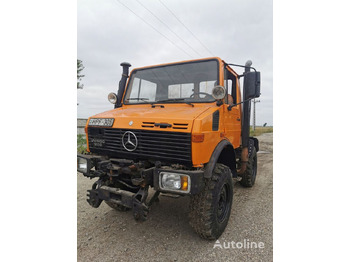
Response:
85,57,242,166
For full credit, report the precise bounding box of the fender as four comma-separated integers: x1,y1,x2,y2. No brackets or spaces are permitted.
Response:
204,139,237,178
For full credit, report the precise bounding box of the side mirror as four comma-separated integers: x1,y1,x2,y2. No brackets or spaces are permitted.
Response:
243,71,261,99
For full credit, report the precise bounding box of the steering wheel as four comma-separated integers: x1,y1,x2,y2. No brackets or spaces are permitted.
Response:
190,92,212,99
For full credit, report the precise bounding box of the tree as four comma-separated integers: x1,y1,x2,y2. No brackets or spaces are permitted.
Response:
77,59,85,89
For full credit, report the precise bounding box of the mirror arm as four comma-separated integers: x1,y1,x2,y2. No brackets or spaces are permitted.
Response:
227,97,254,111
225,63,257,72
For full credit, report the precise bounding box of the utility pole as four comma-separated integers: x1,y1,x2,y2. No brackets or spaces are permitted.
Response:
252,99,260,131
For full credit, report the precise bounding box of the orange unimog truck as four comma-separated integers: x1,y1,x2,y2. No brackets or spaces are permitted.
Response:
77,57,261,239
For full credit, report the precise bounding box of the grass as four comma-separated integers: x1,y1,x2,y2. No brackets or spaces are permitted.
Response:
250,126,273,137
77,134,88,154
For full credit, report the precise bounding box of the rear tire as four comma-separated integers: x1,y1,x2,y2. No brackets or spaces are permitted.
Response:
239,145,257,187
189,163,233,240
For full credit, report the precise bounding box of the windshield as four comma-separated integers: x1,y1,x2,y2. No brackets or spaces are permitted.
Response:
124,60,218,104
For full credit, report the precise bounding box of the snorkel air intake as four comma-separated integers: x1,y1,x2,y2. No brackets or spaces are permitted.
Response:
115,62,131,108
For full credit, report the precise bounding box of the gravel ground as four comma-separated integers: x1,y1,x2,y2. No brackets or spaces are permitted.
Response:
77,132,273,261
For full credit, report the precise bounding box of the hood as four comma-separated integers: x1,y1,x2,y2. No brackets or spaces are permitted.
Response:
89,104,215,132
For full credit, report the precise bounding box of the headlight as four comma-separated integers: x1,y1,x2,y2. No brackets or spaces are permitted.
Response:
88,118,114,127
159,172,190,193
212,85,226,100
108,92,118,104
77,156,90,174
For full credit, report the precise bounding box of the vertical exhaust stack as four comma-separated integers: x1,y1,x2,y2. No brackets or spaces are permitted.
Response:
242,60,252,148
238,60,253,174
116,62,131,108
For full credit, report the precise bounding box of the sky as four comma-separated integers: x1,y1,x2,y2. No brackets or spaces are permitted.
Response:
77,0,273,125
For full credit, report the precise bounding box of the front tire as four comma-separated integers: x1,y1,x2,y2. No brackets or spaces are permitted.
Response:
189,163,233,240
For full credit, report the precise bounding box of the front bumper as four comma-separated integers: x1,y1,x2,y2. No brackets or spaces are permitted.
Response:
79,154,205,220
87,185,135,208
77,154,204,195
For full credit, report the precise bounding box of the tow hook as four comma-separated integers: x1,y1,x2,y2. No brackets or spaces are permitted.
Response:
132,186,149,221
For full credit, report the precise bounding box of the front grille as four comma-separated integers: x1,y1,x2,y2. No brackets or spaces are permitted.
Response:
88,128,192,164
141,121,189,130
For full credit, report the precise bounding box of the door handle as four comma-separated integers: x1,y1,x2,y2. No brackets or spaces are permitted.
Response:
236,118,240,121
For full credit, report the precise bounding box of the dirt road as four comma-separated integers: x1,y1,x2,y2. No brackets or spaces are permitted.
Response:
77,132,273,261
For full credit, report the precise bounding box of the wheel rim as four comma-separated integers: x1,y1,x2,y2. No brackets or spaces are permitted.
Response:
217,183,230,223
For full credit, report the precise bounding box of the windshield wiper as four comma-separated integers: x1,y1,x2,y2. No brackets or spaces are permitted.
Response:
156,98,186,103
154,98,194,107
126,98,149,102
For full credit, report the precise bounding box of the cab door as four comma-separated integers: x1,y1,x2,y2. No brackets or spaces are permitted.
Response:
223,67,241,148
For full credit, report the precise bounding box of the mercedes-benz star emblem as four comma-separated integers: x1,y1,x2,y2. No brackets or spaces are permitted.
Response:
129,121,133,126
122,131,138,151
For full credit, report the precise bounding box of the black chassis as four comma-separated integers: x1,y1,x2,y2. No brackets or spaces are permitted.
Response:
77,154,205,221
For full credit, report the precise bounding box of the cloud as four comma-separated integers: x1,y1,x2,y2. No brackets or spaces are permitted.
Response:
78,0,273,124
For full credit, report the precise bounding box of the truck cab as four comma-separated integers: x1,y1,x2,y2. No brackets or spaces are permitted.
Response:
77,57,261,239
